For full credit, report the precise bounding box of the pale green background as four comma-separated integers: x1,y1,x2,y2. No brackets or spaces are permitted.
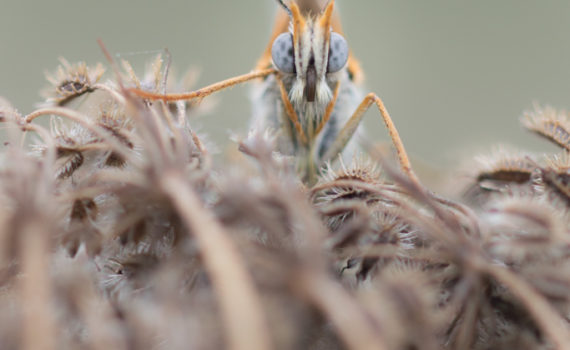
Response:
1,1,570,169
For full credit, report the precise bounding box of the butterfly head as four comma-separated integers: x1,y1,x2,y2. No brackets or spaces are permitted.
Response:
271,0,349,104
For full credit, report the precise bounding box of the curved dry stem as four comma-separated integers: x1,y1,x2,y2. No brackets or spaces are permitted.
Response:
29,127,57,179
317,199,370,217
158,100,182,142
482,264,570,349
310,178,402,200
431,193,482,239
296,270,388,350
374,154,476,245
336,179,464,249
92,83,126,105
15,123,58,186
20,123,56,153
19,221,57,350
160,173,272,350
339,245,450,265
74,274,127,350
74,142,126,152
56,184,119,203
88,169,147,189
97,39,126,91
24,107,135,166
161,48,172,95
137,102,175,163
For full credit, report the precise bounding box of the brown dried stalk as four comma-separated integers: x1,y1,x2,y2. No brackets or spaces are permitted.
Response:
160,173,273,350
482,264,570,349
19,221,56,350
295,270,388,350
523,106,570,151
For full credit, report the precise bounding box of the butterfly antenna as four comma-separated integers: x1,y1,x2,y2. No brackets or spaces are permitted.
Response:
275,0,293,17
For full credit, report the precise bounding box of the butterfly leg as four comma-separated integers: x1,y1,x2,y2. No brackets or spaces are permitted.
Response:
128,68,277,102
322,92,419,185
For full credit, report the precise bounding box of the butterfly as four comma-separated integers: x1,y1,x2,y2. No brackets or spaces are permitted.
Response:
130,0,417,185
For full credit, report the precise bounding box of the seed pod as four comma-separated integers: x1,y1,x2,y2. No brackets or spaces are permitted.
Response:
43,57,105,106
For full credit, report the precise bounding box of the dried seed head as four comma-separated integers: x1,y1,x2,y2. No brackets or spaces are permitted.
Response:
70,198,98,222
238,128,286,167
314,157,386,226
63,198,101,257
356,269,440,349
482,195,568,264
121,59,141,88
314,159,382,234
315,157,420,266
43,57,105,106
121,54,164,91
121,54,211,118
44,120,94,179
515,263,570,326
55,148,84,179
474,151,536,184
544,152,570,173
95,107,134,167
523,105,570,151
97,106,133,130
460,148,538,204
35,106,135,177
321,156,382,184
0,98,22,124
7,39,570,350
534,163,570,210
315,157,383,204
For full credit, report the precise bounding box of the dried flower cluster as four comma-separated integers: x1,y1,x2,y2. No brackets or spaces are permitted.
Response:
0,54,569,350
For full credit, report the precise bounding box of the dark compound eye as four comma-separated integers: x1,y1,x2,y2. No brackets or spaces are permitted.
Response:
271,33,296,74
327,32,349,73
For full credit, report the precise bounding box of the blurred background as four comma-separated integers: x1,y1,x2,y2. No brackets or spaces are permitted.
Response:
1,0,570,170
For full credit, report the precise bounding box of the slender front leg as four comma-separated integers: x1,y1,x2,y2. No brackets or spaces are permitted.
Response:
276,76,307,144
322,92,419,185
315,81,341,136
128,68,277,102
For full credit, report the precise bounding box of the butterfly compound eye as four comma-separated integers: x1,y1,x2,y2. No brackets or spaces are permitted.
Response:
327,32,349,73
271,33,296,73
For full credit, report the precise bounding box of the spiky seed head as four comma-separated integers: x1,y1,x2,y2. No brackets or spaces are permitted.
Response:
523,105,570,151
43,57,105,106
460,148,539,204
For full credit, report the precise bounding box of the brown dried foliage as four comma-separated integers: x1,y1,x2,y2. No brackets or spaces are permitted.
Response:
0,55,568,350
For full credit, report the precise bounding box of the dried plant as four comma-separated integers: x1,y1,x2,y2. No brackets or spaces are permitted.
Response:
42,57,106,107
523,105,570,151
0,47,569,350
